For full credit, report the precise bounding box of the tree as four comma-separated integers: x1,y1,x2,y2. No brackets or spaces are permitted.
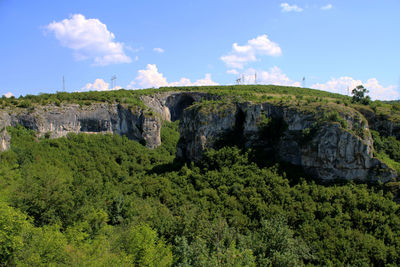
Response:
113,224,173,266
351,85,371,105
0,202,32,265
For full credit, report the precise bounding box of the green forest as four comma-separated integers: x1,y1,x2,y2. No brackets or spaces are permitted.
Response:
1,86,400,266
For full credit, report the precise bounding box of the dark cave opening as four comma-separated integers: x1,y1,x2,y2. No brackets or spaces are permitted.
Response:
168,95,196,121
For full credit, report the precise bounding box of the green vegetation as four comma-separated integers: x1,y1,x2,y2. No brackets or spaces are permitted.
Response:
1,85,400,266
372,130,400,174
0,123,400,266
351,85,371,105
3,84,400,121
3,83,400,128
0,84,352,109
1,89,146,108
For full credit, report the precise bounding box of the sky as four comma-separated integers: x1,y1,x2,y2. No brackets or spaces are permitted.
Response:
1,0,400,100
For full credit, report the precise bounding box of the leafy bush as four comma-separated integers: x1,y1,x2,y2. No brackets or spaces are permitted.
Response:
0,125,399,266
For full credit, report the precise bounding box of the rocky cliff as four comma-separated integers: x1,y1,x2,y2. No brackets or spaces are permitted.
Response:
356,106,400,139
0,91,397,182
141,91,217,121
177,101,397,182
0,91,213,151
0,103,161,149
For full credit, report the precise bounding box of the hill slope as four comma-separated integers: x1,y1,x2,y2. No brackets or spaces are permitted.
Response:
1,85,400,266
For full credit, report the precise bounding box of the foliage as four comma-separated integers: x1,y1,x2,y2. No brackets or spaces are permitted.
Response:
247,216,313,266
351,85,371,105
113,224,173,266
1,84,353,110
371,130,400,173
0,202,32,265
0,120,400,266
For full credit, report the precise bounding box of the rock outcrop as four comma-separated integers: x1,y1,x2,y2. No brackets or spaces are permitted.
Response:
0,103,161,149
0,111,11,151
0,91,397,182
0,91,214,151
177,101,397,182
141,92,217,121
356,107,400,139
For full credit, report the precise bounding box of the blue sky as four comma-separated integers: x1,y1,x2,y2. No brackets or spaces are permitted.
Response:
1,0,400,99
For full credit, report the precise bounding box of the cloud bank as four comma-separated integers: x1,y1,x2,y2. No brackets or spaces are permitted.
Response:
311,77,399,100
128,64,218,89
221,35,282,69
46,14,131,66
82,78,121,91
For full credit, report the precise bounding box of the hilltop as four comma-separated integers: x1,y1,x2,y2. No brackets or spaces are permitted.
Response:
1,85,400,266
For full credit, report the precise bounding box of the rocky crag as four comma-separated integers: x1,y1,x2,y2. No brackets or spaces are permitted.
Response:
0,91,397,182
176,101,396,182
0,92,213,150
0,103,160,150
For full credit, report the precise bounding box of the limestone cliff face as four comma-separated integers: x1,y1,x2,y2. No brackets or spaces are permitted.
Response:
0,111,11,151
0,91,397,182
177,101,397,182
356,107,400,139
0,91,213,151
141,92,217,121
0,103,161,149
176,102,238,160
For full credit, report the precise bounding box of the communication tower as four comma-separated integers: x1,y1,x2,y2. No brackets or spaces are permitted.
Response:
111,75,117,89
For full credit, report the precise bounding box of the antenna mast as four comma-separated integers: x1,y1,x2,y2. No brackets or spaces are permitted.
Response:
255,72,257,84
302,77,305,88
111,75,117,89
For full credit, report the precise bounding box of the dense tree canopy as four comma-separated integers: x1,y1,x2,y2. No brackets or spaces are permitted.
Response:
0,122,399,266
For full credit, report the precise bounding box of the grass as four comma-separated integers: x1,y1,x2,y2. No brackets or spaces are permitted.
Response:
2,84,400,132
375,151,400,174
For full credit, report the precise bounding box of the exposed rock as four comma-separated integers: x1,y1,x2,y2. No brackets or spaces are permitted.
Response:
177,101,397,182
177,102,238,160
356,106,400,139
0,91,397,182
0,111,11,151
0,91,213,151
0,103,161,150
0,91,214,151
300,124,394,181
141,92,218,121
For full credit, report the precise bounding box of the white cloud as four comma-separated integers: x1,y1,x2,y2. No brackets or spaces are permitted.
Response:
153,47,164,53
194,74,219,86
46,14,131,66
321,4,333,10
311,77,399,100
170,74,219,86
280,3,303,12
128,64,218,89
82,78,121,91
227,69,239,75
221,35,282,69
245,66,301,86
131,64,168,88
3,92,14,98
